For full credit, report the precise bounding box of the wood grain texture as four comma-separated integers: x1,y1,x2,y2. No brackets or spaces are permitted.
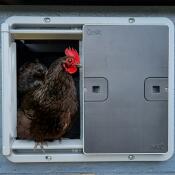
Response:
0,5,175,175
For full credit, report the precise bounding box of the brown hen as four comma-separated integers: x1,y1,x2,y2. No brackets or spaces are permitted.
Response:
22,48,80,144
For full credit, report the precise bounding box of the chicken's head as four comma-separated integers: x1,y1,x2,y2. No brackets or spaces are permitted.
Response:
63,48,80,74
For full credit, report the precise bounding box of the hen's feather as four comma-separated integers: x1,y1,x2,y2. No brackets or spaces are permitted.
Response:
17,61,47,140
18,61,47,93
17,109,33,140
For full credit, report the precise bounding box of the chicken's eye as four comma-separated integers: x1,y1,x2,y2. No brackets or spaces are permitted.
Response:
67,58,73,63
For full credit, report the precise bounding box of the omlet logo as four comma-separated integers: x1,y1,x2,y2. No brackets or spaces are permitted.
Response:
151,143,166,151
86,28,101,36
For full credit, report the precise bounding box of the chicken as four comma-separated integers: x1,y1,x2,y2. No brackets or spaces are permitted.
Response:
17,60,47,140
22,48,80,144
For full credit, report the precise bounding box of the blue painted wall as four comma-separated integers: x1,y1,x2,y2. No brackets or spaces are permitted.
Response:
0,5,175,175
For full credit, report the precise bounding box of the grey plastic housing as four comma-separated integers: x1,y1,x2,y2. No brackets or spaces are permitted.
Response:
1,16,174,162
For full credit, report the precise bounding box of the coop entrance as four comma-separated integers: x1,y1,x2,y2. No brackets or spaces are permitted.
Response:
17,40,80,139
10,37,83,152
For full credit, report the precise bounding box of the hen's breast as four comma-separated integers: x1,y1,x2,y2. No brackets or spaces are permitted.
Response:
33,69,78,116
30,68,78,141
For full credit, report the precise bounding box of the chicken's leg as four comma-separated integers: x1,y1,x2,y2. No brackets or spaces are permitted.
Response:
33,142,48,153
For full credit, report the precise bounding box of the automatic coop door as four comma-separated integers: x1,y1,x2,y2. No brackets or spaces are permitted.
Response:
1,17,174,162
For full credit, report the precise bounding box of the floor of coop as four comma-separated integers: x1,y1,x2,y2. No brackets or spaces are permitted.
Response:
12,139,83,151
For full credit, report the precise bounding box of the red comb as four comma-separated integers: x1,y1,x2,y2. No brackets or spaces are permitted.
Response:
65,48,80,64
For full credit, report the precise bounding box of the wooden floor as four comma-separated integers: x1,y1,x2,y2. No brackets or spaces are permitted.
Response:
0,5,175,175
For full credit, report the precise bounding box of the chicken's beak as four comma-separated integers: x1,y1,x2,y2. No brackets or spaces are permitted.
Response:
76,64,82,68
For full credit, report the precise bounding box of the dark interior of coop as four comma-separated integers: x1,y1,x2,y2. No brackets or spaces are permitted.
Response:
16,39,80,140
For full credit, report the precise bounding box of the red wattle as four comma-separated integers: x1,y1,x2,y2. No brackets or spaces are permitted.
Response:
63,64,77,74
66,67,77,74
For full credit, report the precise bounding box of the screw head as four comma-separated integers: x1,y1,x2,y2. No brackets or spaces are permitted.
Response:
44,17,51,23
128,154,135,160
129,18,135,24
45,156,52,160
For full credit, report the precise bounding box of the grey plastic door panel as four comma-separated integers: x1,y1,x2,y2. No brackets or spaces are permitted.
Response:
83,25,168,154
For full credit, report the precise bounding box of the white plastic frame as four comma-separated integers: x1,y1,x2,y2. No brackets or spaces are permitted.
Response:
1,16,174,162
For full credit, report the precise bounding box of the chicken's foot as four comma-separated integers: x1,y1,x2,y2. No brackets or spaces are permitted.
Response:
33,142,48,153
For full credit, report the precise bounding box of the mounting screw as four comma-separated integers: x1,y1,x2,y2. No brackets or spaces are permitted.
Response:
128,154,135,160
129,18,135,24
45,156,52,161
44,17,51,23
